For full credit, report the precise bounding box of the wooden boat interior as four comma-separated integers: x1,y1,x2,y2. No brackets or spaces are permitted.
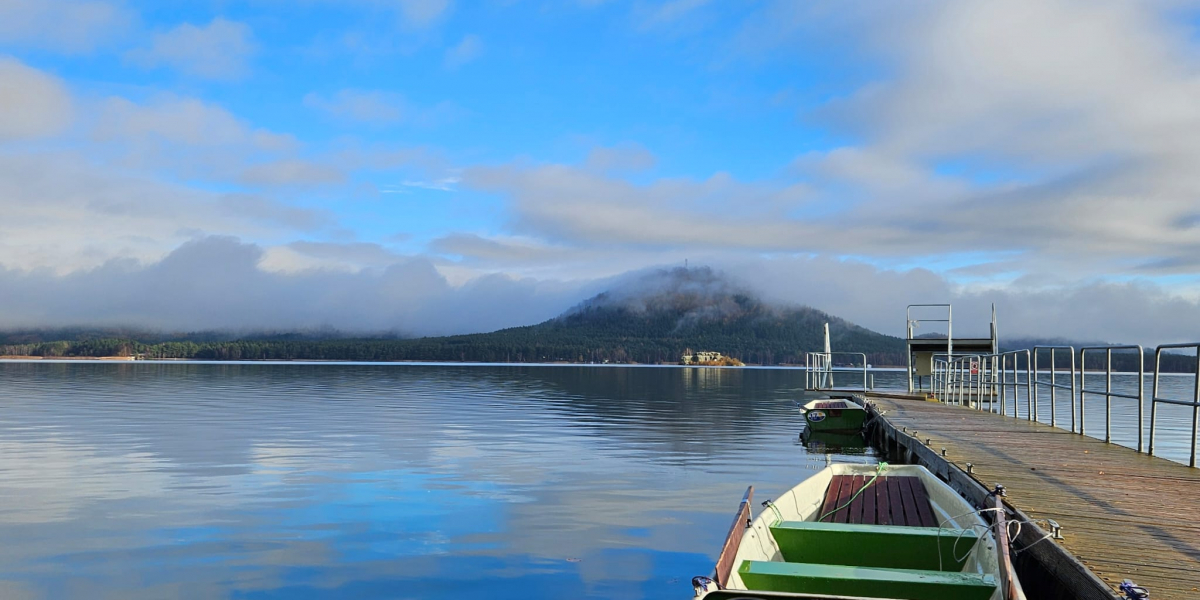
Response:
721,465,1000,600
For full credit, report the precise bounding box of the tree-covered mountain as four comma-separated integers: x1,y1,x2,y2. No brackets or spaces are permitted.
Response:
0,267,908,365
480,267,906,365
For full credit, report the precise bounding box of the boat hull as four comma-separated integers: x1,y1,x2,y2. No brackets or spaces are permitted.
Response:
802,408,865,433
799,397,867,433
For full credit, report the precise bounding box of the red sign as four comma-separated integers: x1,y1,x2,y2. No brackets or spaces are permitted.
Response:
970,360,979,375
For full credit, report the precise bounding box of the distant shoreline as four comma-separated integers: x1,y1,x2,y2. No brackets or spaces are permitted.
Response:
0,355,137,361
0,356,911,369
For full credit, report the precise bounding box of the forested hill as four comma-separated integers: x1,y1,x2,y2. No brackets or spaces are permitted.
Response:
481,274,906,365
0,268,908,365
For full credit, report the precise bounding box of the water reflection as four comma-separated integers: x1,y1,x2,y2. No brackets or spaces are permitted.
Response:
0,363,875,599
798,430,870,455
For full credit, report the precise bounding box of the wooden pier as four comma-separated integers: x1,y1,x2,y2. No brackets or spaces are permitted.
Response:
862,392,1200,600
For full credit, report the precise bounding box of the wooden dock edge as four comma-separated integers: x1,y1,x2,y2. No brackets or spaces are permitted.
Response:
859,396,1119,600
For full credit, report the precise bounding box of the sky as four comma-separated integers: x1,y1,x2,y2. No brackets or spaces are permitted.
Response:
3,0,1200,342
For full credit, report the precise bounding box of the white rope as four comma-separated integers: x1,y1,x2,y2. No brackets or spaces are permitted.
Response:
935,507,1004,571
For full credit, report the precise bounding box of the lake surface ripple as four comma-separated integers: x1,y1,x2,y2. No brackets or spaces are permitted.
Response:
0,363,876,599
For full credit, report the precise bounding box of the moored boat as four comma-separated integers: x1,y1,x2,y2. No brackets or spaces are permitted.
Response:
694,463,1024,600
798,396,866,433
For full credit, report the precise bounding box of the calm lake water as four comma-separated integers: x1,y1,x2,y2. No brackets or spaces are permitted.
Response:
0,362,878,600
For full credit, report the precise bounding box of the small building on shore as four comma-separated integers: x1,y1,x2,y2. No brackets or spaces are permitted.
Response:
681,350,742,366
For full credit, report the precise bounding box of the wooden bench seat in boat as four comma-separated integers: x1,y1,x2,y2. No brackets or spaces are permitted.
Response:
769,521,978,571
737,560,997,600
818,474,936,527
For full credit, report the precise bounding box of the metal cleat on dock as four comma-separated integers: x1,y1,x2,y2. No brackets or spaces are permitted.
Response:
1047,519,1063,540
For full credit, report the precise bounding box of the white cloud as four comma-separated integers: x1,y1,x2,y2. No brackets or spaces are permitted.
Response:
0,0,132,53
0,236,582,336
236,159,345,187
125,18,256,80
638,0,713,27
0,57,73,140
443,34,482,69
388,177,458,192
90,94,333,186
456,1,1200,287
303,89,403,123
585,143,657,173
726,254,1200,346
96,95,293,150
2,234,1198,344
464,161,819,250
259,241,406,273
397,0,451,28
0,151,331,274
304,89,465,126
431,233,577,264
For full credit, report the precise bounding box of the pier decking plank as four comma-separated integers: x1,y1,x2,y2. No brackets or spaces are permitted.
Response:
867,394,1200,600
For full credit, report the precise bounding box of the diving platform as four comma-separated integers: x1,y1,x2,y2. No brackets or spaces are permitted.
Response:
907,337,996,353
905,304,998,394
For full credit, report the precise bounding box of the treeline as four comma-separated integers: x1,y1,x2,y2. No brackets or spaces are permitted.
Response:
0,303,909,366
4,338,1193,372
0,336,904,365
4,319,1196,373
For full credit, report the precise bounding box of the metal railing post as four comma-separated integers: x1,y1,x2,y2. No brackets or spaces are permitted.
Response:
1150,343,1200,467
1026,350,1034,421
1050,350,1058,428
1000,354,1008,416
961,357,966,405
1150,350,1159,458
1136,348,1145,452
1078,345,1145,450
1033,350,1040,423
1070,349,1079,434
1105,348,1112,442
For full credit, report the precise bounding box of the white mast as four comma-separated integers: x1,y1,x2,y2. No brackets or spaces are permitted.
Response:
824,323,833,388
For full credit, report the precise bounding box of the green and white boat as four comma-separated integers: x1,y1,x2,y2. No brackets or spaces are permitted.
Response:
798,396,867,433
694,463,1024,600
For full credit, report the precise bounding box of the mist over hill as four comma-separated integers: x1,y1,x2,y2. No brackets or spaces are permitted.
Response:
0,267,907,364
526,267,905,364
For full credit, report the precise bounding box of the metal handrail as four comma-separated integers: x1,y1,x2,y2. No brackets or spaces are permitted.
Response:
805,352,826,391
939,350,1032,418
1079,345,1145,451
997,350,1033,420
927,342,1198,468
1150,344,1200,467
937,353,996,408
805,351,869,392
1033,346,1077,431
932,356,952,402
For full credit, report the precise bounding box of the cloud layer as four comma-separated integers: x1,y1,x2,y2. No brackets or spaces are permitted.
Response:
0,237,585,336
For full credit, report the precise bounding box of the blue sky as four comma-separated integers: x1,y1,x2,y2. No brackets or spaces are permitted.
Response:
3,0,1200,341
10,1,869,250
